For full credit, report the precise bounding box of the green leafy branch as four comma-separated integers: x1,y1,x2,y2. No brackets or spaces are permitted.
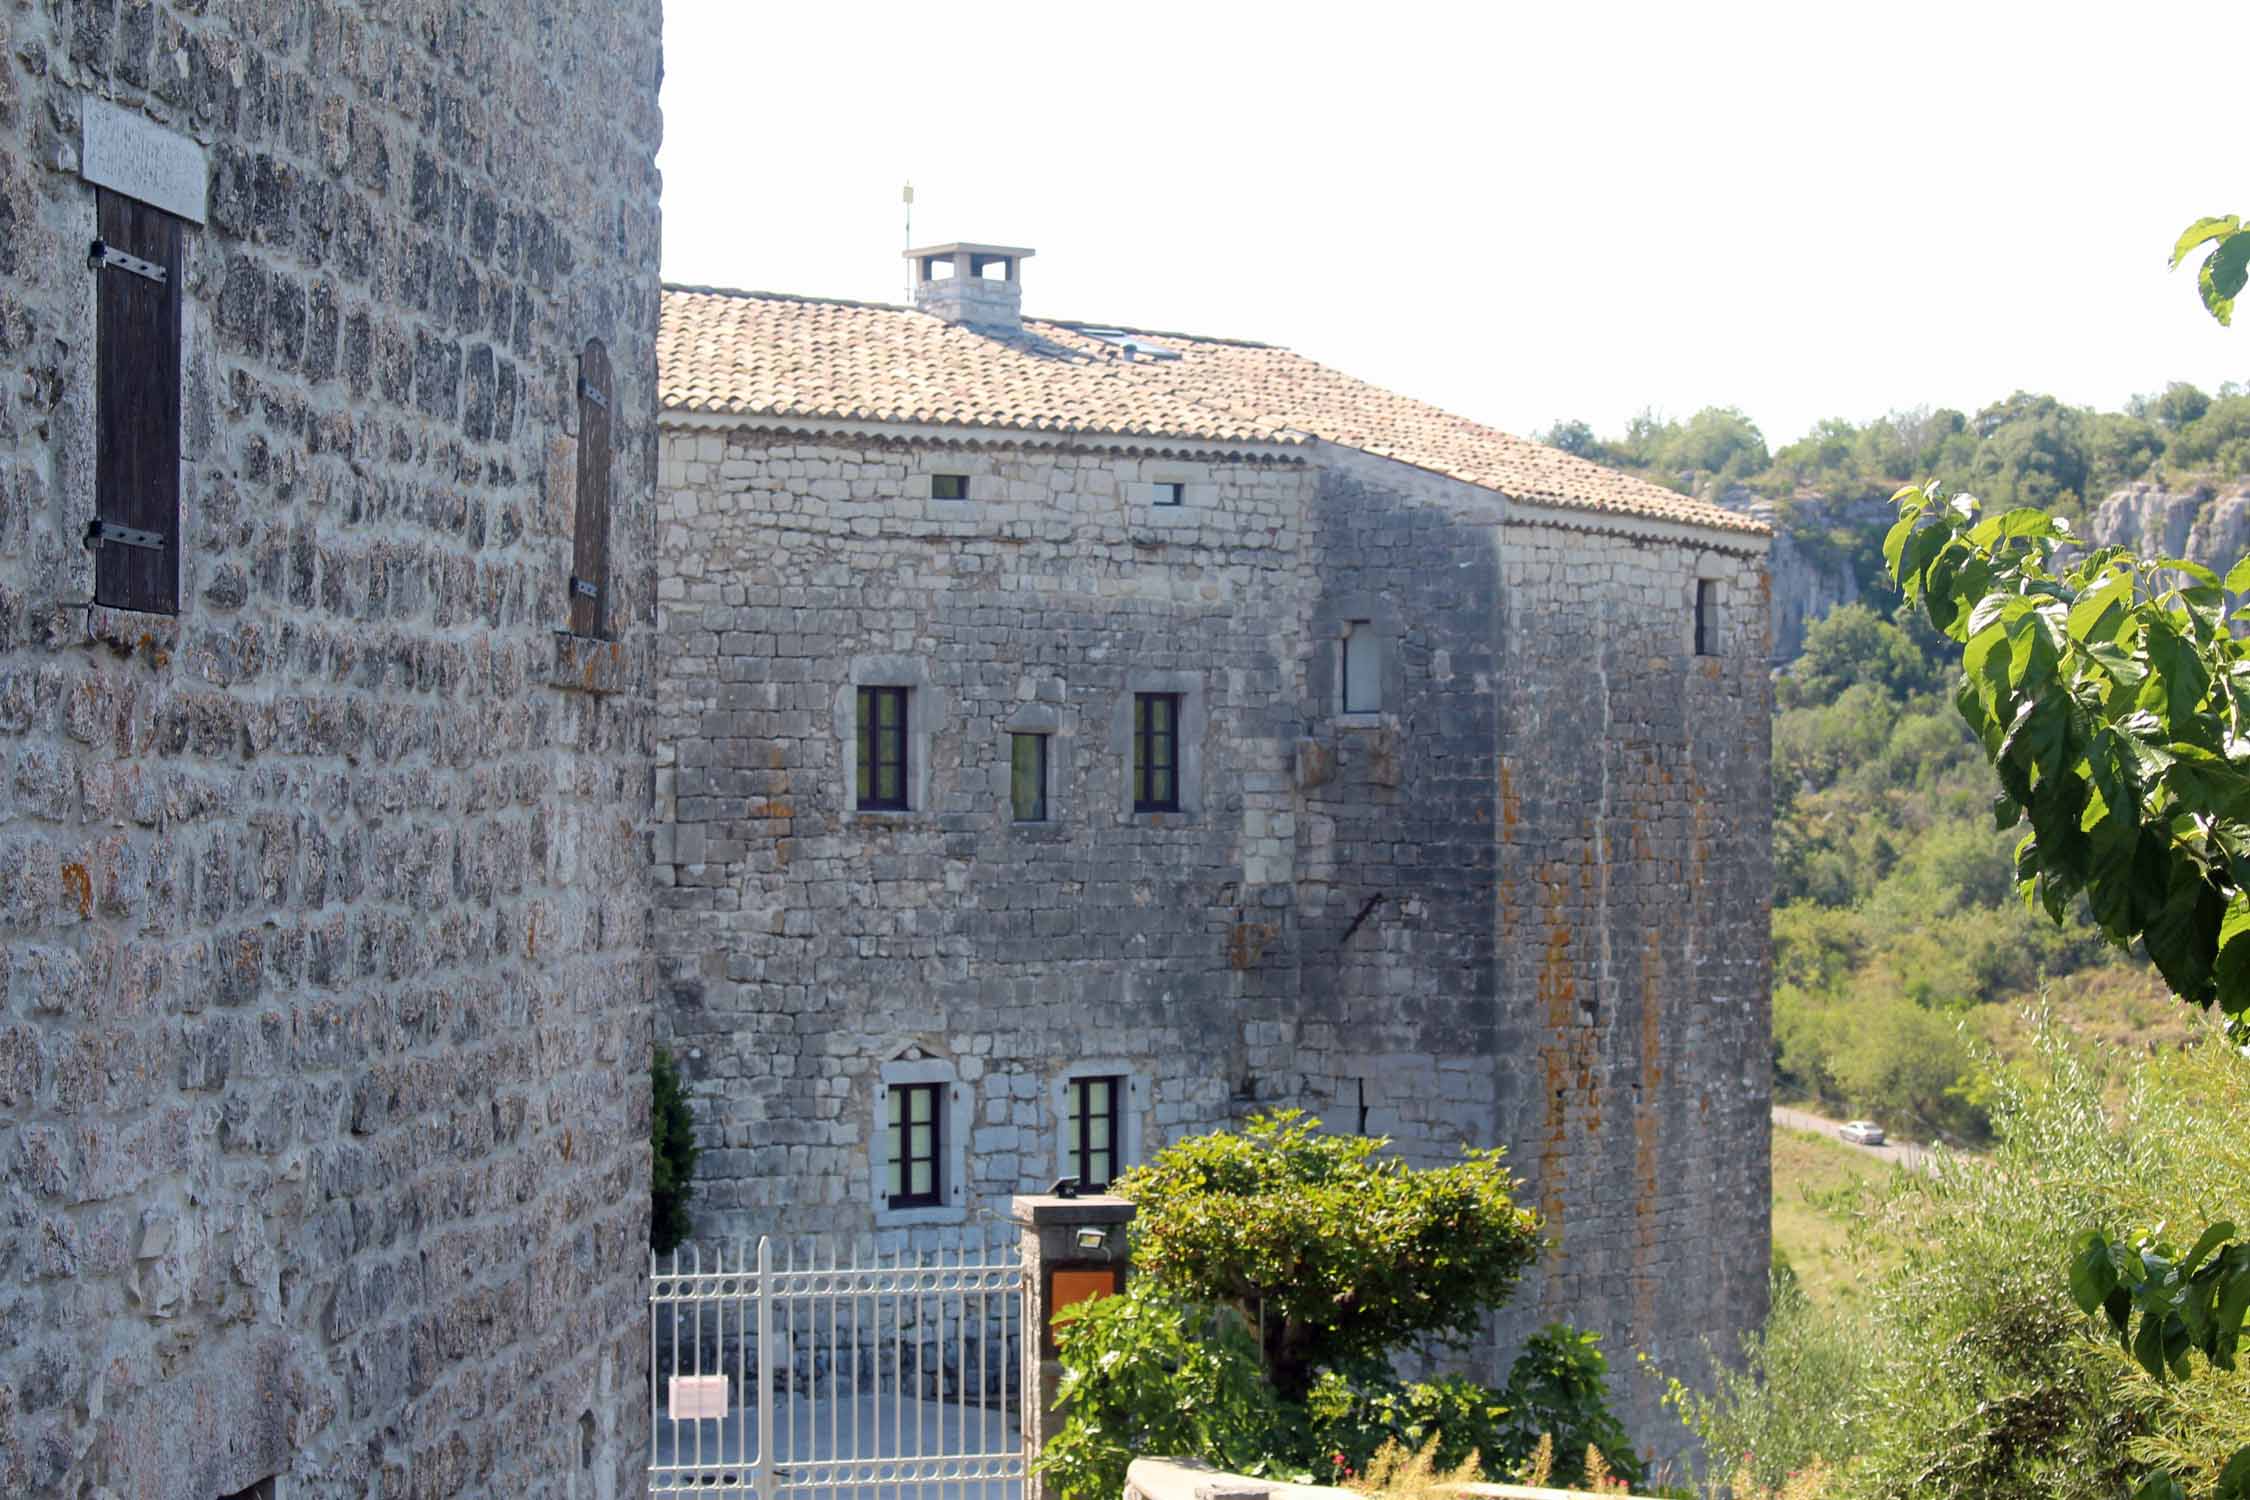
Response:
1887,482,2250,1025
1889,481,2250,1496
2175,216,2250,326
2070,1223,2250,1499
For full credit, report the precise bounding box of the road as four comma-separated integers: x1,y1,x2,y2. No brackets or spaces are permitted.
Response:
1772,1104,1937,1174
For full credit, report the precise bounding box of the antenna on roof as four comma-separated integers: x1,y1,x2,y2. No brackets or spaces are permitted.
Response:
902,182,914,301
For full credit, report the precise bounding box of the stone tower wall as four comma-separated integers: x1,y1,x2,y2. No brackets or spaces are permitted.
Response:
0,4,664,1495
1289,456,1509,1157
1491,508,1773,1435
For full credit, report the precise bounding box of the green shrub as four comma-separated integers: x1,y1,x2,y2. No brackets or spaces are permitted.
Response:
1498,1325,1641,1488
651,1045,698,1254
1660,1269,1871,1491
1116,1110,1541,1400
1038,1287,1296,1500
1039,1115,1633,1500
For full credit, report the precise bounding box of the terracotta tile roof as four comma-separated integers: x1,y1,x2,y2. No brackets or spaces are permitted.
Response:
659,287,1767,537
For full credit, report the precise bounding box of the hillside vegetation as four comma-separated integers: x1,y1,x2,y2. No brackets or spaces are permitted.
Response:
1554,388,2250,1141
1675,1032,2250,1498
1543,380,2250,523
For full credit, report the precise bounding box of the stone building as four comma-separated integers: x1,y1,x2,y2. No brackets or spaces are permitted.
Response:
0,3,662,1495
654,245,1774,1434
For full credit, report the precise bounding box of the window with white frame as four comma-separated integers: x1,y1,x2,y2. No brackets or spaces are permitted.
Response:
1064,1075,1122,1189
1054,1066,1143,1191
873,1052,969,1224
886,1081,944,1208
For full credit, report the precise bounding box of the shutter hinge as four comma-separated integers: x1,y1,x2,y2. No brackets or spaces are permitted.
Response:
88,239,168,284
85,519,165,551
577,376,608,411
570,575,600,600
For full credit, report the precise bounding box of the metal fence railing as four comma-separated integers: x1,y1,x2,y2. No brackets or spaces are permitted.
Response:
649,1236,1026,1500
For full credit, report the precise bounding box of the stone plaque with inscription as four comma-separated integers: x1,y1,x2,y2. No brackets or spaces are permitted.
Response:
81,97,207,224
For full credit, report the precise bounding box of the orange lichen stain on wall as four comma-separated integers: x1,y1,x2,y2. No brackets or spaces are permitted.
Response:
1499,762,1521,838
1633,928,1666,1336
1228,921,1277,970
61,861,93,919
1536,865,1578,1247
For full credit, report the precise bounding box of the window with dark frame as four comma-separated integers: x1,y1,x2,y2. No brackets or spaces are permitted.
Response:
1132,692,1181,812
1154,482,1184,507
1011,732,1048,822
90,187,184,615
932,473,969,500
1694,580,1719,657
857,686,910,810
1066,1075,1122,1190
1342,621,1379,713
569,338,613,638
887,1082,943,1208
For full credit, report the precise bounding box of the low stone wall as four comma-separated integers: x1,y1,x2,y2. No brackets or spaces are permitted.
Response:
1121,1459,1655,1500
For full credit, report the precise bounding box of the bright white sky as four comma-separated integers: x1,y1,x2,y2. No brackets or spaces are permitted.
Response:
659,0,2247,451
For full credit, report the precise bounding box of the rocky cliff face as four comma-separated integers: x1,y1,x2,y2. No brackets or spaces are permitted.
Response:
2087,481,2250,572
1742,494,1891,662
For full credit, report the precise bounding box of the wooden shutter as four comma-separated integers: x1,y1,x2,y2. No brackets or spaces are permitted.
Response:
570,338,613,637
92,188,184,614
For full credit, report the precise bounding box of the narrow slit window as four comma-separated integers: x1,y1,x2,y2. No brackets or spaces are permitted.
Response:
857,686,910,810
1011,732,1048,822
1133,692,1181,813
570,338,613,638
1695,580,1719,657
90,187,185,615
932,473,969,501
1342,621,1379,713
1066,1075,1122,1190
887,1082,943,1208
1155,482,1184,507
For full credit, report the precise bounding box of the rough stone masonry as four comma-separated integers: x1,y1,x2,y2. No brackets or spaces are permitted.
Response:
652,272,1774,1446
0,3,664,1495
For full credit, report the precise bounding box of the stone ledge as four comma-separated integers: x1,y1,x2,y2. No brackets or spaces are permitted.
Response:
1010,1193,1133,1227
76,603,182,666
550,630,637,695
1124,1458,1347,1500
1121,1461,1653,1500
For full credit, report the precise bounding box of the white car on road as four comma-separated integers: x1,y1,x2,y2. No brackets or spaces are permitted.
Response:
1838,1120,1886,1147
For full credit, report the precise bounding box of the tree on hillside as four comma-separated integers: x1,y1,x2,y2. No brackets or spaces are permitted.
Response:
1965,392,2092,511
1539,418,1598,457
2142,381,2213,430
2169,394,2250,477
1781,602,1941,709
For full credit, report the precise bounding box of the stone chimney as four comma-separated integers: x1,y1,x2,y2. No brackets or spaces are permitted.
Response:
905,242,1034,334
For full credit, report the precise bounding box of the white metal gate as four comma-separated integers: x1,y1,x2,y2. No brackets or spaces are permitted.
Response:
649,1237,1026,1499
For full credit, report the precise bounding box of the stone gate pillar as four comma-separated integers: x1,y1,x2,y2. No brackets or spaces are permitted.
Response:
1014,1193,1135,1500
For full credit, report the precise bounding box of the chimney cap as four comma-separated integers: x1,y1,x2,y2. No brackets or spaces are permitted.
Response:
902,242,1036,261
